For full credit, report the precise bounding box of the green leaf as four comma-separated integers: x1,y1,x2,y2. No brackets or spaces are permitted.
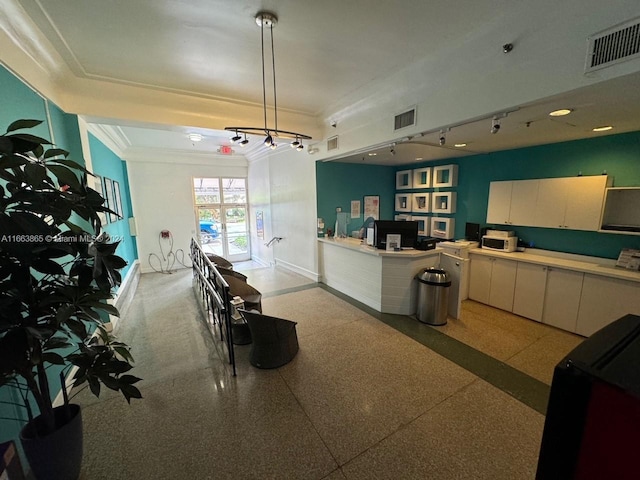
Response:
6,119,43,133
121,384,143,403
8,133,52,146
43,148,69,160
47,165,81,191
42,352,65,365
0,154,29,169
118,375,142,385
31,258,66,275
48,158,89,175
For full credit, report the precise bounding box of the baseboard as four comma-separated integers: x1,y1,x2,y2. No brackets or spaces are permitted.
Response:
111,260,141,327
250,255,273,267
274,258,320,282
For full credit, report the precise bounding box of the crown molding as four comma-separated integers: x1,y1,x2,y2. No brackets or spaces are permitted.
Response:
83,122,131,158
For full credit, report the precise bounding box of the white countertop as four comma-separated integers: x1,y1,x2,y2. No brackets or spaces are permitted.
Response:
470,248,640,283
318,237,441,258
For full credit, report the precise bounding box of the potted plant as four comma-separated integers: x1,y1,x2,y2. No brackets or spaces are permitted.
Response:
0,119,142,479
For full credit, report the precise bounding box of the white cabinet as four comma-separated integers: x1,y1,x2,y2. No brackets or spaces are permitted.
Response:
488,176,608,231
513,262,547,321
486,181,512,225
486,180,538,226
468,254,516,311
469,254,492,304
542,268,584,332
489,258,517,311
534,176,609,231
576,274,640,337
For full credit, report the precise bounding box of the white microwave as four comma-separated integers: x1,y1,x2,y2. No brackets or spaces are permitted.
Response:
482,235,517,252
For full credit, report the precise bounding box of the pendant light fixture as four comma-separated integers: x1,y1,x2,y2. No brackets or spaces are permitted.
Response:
225,12,311,151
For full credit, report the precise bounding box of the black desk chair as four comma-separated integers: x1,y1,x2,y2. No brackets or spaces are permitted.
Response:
238,309,299,369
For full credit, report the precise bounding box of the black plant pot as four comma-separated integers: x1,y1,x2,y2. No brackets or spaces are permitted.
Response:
20,404,83,480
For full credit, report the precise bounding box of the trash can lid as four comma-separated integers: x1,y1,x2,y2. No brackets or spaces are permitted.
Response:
416,267,451,285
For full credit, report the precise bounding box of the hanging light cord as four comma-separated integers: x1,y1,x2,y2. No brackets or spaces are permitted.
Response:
270,22,278,133
261,19,268,133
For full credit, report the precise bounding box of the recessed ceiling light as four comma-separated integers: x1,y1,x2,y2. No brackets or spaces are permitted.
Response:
368,153,377,156
415,157,423,161
549,109,573,117
188,133,203,142
454,143,467,148
592,126,613,132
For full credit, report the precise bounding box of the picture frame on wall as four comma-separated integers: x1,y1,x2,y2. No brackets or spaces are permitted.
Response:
104,177,116,223
113,180,123,218
95,175,108,226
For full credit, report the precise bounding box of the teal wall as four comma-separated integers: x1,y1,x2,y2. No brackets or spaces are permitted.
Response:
316,162,396,235
397,131,640,259
0,65,138,447
88,133,138,278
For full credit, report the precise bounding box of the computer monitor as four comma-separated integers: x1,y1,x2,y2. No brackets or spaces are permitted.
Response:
373,220,419,249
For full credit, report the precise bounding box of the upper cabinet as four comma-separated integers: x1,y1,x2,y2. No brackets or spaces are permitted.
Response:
600,187,640,235
534,176,610,231
486,180,538,226
487,175,610,232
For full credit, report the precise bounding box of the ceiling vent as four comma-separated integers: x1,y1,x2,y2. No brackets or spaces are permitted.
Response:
585,17,640,72
327,135,339,151
394,107,417,131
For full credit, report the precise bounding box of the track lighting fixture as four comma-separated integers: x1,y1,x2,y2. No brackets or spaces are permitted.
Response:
239,134,249,146
296,142,304,151
224,12,311,150
390,144,396,156
230,130,242,143
439,129,448,146
490,117,501,134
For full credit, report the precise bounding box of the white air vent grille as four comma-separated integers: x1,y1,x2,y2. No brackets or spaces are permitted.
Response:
394,107,416,131
327,135,338,151
586,18,640,72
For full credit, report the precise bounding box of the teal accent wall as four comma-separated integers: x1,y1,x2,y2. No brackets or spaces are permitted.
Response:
88,133,138,278
0,65,49,139
0,65,138,448
316,162,396,235
398,131,640,259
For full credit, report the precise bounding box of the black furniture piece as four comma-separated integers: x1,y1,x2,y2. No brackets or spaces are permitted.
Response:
536,314,640,480
238,309,299,369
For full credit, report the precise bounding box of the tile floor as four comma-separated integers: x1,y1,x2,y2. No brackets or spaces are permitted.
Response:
77,264,583,479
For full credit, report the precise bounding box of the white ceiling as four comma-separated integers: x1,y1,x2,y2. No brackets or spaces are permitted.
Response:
4,0,640,165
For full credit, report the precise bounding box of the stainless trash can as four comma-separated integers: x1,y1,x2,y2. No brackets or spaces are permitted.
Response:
416,267,451,325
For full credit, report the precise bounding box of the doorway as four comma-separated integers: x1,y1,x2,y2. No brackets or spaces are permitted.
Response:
194,177,250,262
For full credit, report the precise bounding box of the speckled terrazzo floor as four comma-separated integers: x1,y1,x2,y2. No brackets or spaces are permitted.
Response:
76,265,583,479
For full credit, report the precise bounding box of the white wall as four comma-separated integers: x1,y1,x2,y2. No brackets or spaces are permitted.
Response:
126,154,247,273
247,156,274,266
266,149,319,281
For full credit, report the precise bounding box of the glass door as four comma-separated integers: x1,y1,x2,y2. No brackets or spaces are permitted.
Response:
193,177,250,263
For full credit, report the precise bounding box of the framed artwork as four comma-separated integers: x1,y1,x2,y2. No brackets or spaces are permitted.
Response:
104,178,116,223
256,211,264,239
95,175,108,226
364,195,379,220
113,180,123,218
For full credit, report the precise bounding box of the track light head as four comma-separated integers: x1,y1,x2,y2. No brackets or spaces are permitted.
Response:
296,143,304,151
264,134,273,146
230,130,242,142
439,129,447,146
239,134,249,146
270,142,277,150
290,137,300,148
490,118,501,134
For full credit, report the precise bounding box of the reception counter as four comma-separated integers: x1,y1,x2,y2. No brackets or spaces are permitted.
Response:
317,237,442,314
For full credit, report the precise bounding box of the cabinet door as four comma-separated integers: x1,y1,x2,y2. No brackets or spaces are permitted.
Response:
509,179,539,226
534,177,570,228
542,268,583,332
513,262,547,321
576,274,640,336
486,181,512,225
488,258,517,311
469,254,493,304
563,176,608,231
